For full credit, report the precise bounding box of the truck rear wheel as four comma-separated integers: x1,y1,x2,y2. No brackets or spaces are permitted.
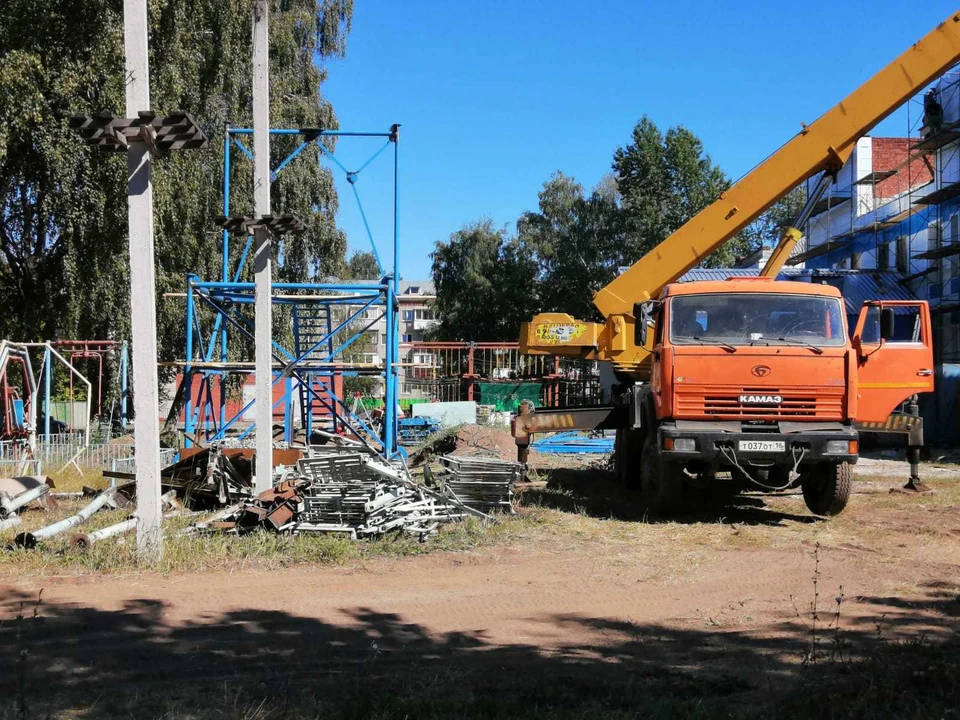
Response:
801,462,852,516
640,434,684,514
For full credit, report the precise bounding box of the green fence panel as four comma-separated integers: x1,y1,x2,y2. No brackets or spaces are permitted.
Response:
477,382,541,412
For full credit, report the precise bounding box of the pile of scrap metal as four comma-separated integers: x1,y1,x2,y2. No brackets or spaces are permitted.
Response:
106,446,304,509
0,476,55,532
432,455,519,514
194,445,522,540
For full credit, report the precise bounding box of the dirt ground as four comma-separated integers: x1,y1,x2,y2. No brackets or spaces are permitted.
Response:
1,451,959,718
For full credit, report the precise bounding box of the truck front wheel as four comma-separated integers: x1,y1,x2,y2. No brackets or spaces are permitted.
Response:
801,462,852,516
640,434,684,514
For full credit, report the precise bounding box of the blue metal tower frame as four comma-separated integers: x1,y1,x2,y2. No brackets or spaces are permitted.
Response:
182,125,401,458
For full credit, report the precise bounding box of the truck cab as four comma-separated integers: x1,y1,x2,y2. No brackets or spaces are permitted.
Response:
623,277,933,515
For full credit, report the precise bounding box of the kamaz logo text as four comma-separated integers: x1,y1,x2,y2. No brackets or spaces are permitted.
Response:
738,394,783,404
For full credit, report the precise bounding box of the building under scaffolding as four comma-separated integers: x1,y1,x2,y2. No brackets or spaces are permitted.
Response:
788,71,960,443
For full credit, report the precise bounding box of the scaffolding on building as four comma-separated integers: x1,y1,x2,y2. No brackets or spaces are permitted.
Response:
787,71,960,441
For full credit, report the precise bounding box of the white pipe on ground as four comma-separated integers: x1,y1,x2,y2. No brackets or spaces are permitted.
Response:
16,489,116,548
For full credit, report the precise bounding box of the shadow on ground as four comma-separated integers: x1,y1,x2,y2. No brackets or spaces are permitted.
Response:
521,467,821,526
0,579,957,719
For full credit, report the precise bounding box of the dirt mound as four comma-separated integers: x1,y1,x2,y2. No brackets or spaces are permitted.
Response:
451,424,520,461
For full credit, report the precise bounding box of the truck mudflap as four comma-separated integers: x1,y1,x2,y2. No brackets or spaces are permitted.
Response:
658,420,859,469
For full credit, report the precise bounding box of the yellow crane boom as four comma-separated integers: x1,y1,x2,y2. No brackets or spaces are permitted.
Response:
521,11,960,377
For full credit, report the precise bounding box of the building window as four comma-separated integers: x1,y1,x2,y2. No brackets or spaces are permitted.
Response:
876,244,890,271
414,308,435,321
403,311,414,322
402,334,412,342
896,236,910,273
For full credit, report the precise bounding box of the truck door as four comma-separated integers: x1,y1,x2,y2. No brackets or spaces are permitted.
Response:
852,300,934,422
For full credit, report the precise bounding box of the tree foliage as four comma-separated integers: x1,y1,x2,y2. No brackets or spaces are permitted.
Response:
614,115,755,268
0,0,352,379
345,250,381,280
430,220,537,342
517,172,624,320
432,115,794,340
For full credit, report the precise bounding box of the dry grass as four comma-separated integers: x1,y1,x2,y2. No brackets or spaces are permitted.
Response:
43,467,110,494
0,496,548,577
1,461,958,581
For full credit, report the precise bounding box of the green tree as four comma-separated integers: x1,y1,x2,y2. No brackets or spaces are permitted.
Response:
345,250,381,280
0,0,352,380
430,220,538,341
613,115,755,268
742,184,808,266
517,171,624,320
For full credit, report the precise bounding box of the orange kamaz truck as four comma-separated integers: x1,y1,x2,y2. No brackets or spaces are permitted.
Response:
512,13,960,515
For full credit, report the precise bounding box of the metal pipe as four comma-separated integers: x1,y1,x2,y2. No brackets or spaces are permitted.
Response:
43,347,51,438
71,517,137,550
120,341,129,429
184,275,196,448
15,489,116,548
228,128,393,138
190,281,388,292
0,483,49,516
0,515,21,532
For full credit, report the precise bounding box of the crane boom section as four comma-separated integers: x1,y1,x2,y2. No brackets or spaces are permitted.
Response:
594,12,960,318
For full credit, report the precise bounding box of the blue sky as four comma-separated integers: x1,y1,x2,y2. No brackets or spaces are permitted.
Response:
321,0,960,281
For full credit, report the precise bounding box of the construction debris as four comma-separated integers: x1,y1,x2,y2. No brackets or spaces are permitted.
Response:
108,446,303,509
0,476,54,534
15,488,128,548
71,517,137,550
435,455,519,514
0,482,50,518
71,500,182,551
196,445,522,539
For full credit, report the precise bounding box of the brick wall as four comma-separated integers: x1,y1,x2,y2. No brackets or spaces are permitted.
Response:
872,137,933,199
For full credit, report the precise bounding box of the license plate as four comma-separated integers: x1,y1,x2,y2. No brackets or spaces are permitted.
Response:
738,440,785,453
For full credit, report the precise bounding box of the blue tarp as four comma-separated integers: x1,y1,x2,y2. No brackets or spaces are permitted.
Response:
531,431,614,455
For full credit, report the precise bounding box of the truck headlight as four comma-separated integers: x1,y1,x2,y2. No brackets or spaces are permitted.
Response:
673,438,696,452
825,440,856,454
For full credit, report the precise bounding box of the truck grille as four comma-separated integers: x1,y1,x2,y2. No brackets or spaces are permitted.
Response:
676,388,843,420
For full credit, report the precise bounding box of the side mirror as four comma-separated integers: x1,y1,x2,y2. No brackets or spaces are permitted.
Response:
880,307,895,341
633,301,657,347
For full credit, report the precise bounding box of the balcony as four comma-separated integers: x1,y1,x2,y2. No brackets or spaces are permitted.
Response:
413,318,438,332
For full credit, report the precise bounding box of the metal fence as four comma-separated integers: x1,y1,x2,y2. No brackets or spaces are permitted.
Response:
110,449,178,476
0,437,178,477
0,459,43,477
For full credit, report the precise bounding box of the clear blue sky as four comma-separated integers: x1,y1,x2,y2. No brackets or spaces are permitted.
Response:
321,0,960,281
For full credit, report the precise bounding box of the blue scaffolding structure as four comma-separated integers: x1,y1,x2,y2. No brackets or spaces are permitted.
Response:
181,125,401,458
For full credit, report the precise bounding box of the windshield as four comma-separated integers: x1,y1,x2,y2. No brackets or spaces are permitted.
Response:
669,293,846,347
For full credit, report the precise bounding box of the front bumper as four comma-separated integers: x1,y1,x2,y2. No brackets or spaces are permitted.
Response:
659,420,858,467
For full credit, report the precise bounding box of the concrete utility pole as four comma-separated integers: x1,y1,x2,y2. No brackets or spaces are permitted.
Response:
124,0,163,559
252,0,273,493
